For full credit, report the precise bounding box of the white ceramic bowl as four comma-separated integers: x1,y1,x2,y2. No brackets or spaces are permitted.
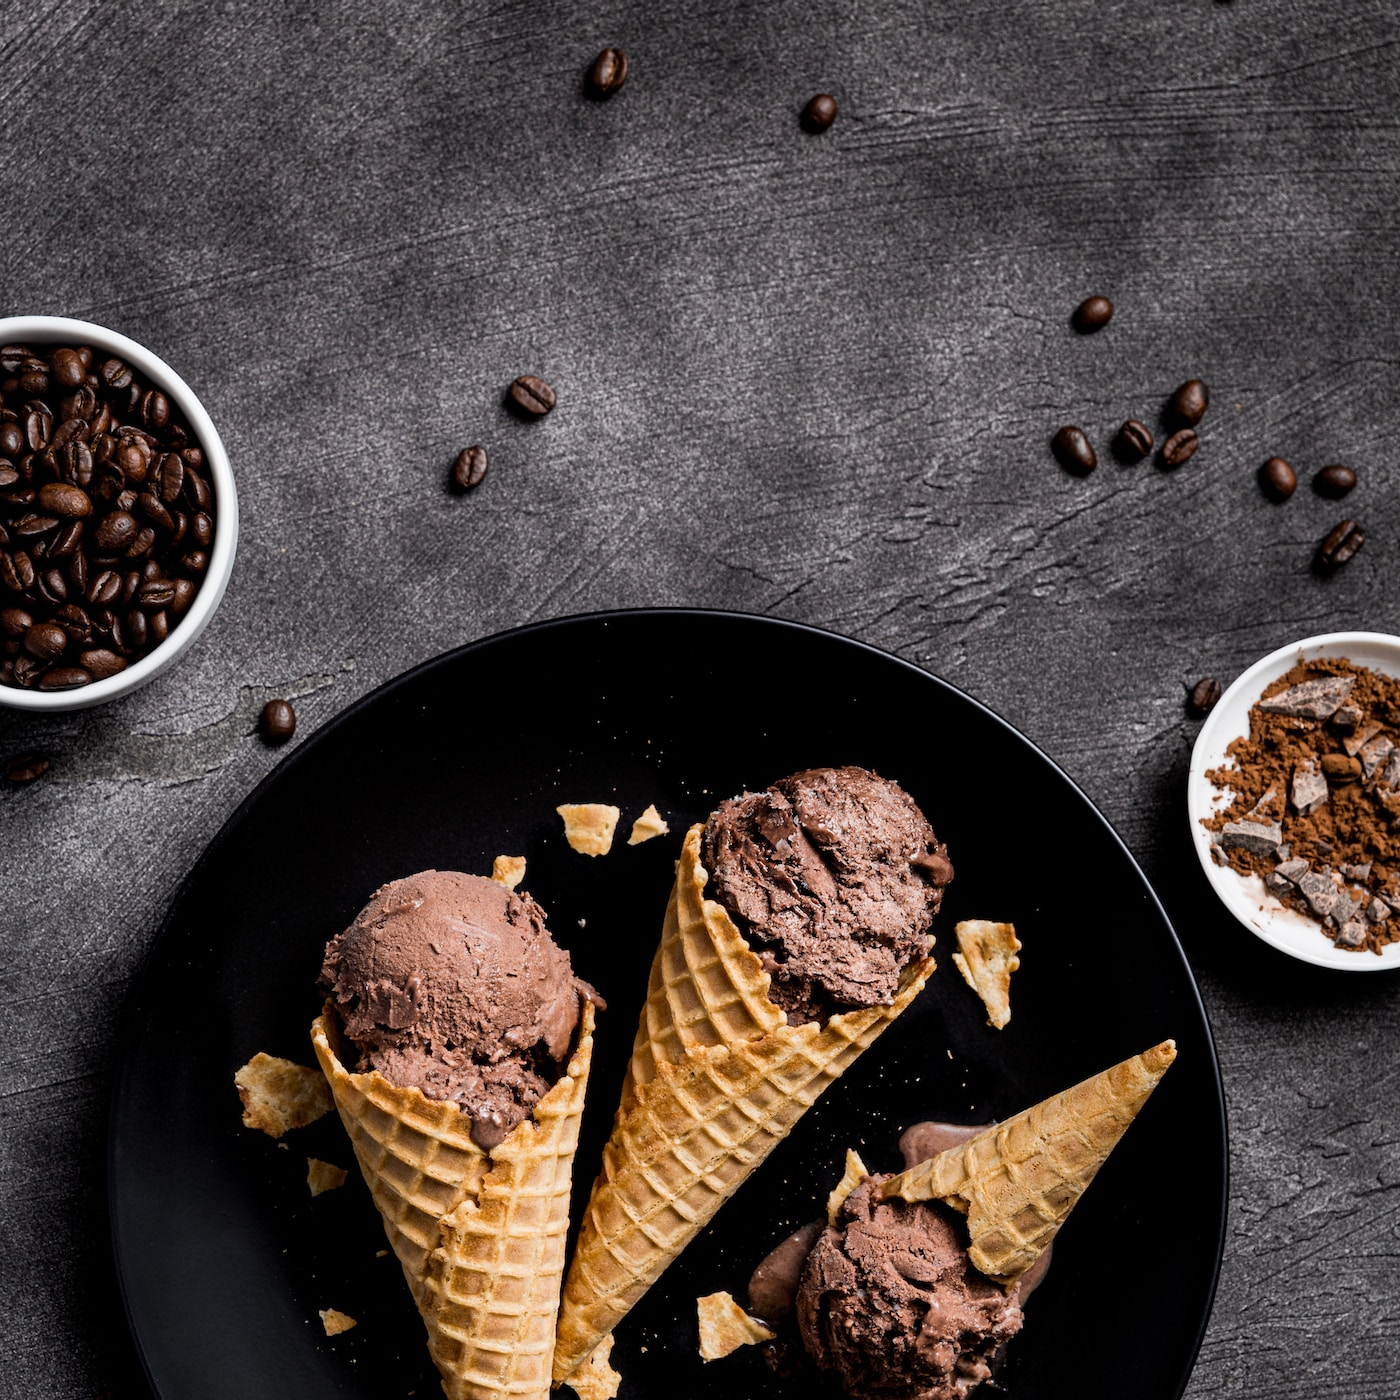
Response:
0,316,237,711
1188,631,1400,971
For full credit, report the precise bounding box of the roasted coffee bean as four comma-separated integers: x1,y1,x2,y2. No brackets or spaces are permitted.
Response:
190,511,213,547
509,375,556,416
141,558,162,581
19,369,49,396
0,487,36,509
137,578,176,610
156,451,184,502
259,698,297,743
181,549,209,574
49,417,86,451
1189,677,1223,716
39,666,90,691
138,493,175,531
1318,519,1365,570
23,621,67,661
170,577,196,615
115,488,138,513
99,358,132,391
123,608,147,649
802,92,839,131
0,422,22,457
0,465,16,488
181,445,203,470
46,518,81,559
1315,464,1357,498
12,654,45,687
24,405,52,451
36,482,91,518
4,752,50,783
0,607,32,637
12,512,59,537
1166,379,1209,428
88,570,122,606
125,526,156,560
169,510,188,546
65,550,86,594
140,389,170,430
590,46,628,96
60,440,94,489
148,609,169,645
116,437,151,482
121,570,142,608
1,549,34,591
49,348,85,387
39,569,66,603
1051,425,1096,474
79,647,125,680
1321,752,1363,783
1115,419,1153,460
53,604,91,642
1072,295,1113,333
452,445,488,491
1260,457,1297,500
60,385,98,422
93,510,138,551
1161,428,1199,467
184,468,211,511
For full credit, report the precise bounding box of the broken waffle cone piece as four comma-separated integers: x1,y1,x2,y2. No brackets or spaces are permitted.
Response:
311,1000,595,1400
552,824,934,1385
879,1039,1176,1284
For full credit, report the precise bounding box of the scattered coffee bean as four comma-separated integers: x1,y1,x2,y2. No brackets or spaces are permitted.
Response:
509,375,556,416
1166,379,1209,428
4,752,50,783
1321,752,1363,783
0,342,216,688
452,445,489,492
1314,464,1357,498
1260,456,1296,500
260,698,297,743
1190,677,1223,716
1051,425,1096,475
1072,295,1113,333
1318,519,1365,570
590,47,628,96
1161,428,1199,467
802,93,839,132
1115,419,1154,461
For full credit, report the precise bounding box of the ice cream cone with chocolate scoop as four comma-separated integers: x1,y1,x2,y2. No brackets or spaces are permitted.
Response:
554,767,951,1388
879,1039,1177,1285
312,871,599,1400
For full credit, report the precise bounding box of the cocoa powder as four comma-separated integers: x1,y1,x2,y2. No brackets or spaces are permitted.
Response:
1204,658,1400,955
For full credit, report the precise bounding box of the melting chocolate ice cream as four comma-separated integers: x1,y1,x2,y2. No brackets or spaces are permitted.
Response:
319,870,592,1149
702,767,952,1024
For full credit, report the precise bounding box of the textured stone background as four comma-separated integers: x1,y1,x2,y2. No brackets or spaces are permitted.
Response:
2,1,1398,1396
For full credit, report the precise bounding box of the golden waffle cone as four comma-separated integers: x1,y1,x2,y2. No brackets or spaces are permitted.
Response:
553,825,934,1384
312,1000,596,1400
879,1039,1176,1284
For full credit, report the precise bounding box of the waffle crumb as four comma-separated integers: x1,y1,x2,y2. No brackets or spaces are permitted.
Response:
826,1148,870,1224
234,1053,333,1137
319,1307,357,1336
952,920,1021,1029
307,1158,348,1196
558,804,621,856
627,804,670,845
697,1291,776,1360
564,1332,622,1400
491,855,527,889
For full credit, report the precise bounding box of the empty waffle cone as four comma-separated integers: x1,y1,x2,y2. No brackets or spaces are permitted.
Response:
312,999,596,1400
879,1039,1176,1284
552,825,934,1384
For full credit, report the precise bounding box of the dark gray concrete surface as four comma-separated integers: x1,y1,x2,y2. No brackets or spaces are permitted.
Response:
2,1,1398,1395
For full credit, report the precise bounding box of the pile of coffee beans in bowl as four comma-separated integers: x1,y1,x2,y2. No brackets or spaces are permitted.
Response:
0,343,216,692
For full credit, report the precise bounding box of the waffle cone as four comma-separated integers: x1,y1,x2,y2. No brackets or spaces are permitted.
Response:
879,1039,1176,1284
553,825,934,1384
311,999,596,1400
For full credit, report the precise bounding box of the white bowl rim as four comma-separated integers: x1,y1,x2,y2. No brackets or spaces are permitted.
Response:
1187,630,1400,972
0,315,238,711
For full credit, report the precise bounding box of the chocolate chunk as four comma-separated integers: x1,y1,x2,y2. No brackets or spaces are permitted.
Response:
1359,734,1394,780
1219,819,1284,859
1343,722,1382,757
1296,871,1339,918
1341,862,1373,881
1335,920,1368,949
1332,704,1363,732
1382,752,1400,789
1290,762,1329,816
1274,858,1310,884
1368,898,1391,924
1265,872,1293,896
1258,675,1355,719
1330,892,1362,929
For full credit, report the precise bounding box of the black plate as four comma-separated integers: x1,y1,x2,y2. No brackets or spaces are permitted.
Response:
110,609,1226,1400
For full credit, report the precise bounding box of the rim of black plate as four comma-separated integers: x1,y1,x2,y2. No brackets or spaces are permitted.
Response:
107,605,1229,1400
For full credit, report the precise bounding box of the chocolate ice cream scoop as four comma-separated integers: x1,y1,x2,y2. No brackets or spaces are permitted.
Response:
319,870,591,1149
796,1178,1023,1400
702,766,951,1024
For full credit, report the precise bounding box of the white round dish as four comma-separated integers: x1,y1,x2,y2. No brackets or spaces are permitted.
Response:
0,316,237,711
1188,631,1400,971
